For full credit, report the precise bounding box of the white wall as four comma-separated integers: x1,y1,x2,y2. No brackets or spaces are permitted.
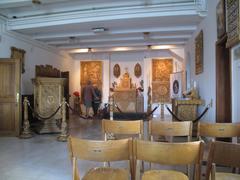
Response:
0,23,75,99
110,52,144,89
73,49,185,112
185,0,219,122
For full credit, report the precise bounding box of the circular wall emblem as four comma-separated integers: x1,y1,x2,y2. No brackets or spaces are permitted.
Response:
173,80,179,94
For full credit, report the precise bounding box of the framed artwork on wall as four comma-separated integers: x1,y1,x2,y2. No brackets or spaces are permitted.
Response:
216,0,226,39
226,0,240,48
134,63,142,78
195,30,203,75
113,64,121,78
11,47,26,73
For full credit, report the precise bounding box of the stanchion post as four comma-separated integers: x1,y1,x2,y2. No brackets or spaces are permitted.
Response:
57,97,68,142
109,95,114,120
108,95,115,140
160,103,164,119
20,97,33,139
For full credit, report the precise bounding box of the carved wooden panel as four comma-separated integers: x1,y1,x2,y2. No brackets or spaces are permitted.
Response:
11,47,25,73
80,61,102,89
113,90,136,112
35,64,60,77
32,77,65,133
152,59,173,103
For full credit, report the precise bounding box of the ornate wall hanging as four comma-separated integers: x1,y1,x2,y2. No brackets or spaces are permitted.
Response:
80,61,102,91
226,0,239,48
152,59,173,103
134,63,142,78
216,0,226,39
113,64,121,78
11,47,26,73
195,30,203,75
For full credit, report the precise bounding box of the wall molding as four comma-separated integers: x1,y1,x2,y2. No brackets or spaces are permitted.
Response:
7,2,199,30
1,24,70,59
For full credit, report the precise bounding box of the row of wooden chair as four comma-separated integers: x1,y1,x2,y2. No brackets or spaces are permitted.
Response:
68,137,203,180
68,137,240,180
103,119,240,142
69,120,240,180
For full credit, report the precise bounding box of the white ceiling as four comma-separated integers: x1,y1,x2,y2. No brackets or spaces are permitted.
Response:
0,0,207,54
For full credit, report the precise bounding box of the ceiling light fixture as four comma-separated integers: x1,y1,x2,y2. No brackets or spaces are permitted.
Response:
32,0,41,5
92,27,108,33
151,45,173,49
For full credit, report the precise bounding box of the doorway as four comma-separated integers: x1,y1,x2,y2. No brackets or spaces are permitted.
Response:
216,35,231,123
0,59,21,136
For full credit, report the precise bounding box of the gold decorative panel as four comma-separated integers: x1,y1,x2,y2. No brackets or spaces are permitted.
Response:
32,77,65,133
216,0,226,39
226,0,240,47
80,61,102,89
195,30,203,75
113,90,136,112
152,59,173,103
11,47,25,73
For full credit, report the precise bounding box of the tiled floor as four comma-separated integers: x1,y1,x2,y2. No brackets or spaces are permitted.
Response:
0,115,198,180
0,116,103,180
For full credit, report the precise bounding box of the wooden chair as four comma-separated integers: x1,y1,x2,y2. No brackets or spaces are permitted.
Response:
197,122,240,160
206,140,240,180
68,136,133,180
197,122,240,142
102,119,144,140
148,121,193,142
102,119,144,175
148,121,193,174
133,140,204,180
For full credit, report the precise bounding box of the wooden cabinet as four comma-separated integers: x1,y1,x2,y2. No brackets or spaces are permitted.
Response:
32,77,65,133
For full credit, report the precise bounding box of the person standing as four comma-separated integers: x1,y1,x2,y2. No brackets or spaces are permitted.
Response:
92,84,102,117
82,80,97,118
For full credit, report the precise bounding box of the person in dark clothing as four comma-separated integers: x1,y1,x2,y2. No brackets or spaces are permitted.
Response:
82,80,98,118
92,84,102,117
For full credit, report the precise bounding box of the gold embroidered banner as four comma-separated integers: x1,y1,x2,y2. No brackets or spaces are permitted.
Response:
152,59,173,103
80,61,102,90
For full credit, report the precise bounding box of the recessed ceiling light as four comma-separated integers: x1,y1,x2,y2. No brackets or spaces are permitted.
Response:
92,27,108,33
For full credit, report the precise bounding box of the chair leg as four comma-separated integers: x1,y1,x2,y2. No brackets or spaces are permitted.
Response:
141,160,144,172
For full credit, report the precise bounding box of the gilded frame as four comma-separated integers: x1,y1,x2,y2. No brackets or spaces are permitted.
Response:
134,63,142,78
195,30,203,75
113,64,121,78
216,0,226,39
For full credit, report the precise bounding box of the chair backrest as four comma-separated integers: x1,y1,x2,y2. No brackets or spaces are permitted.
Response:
149,121,192,141
68,136,133,179
134,140,204,180
197,122,240,140
102,119,143,140
206,140,240,180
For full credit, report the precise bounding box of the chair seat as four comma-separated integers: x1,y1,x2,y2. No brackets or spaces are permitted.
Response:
213,172,240,180
83,167,129,180
142,170,189,180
